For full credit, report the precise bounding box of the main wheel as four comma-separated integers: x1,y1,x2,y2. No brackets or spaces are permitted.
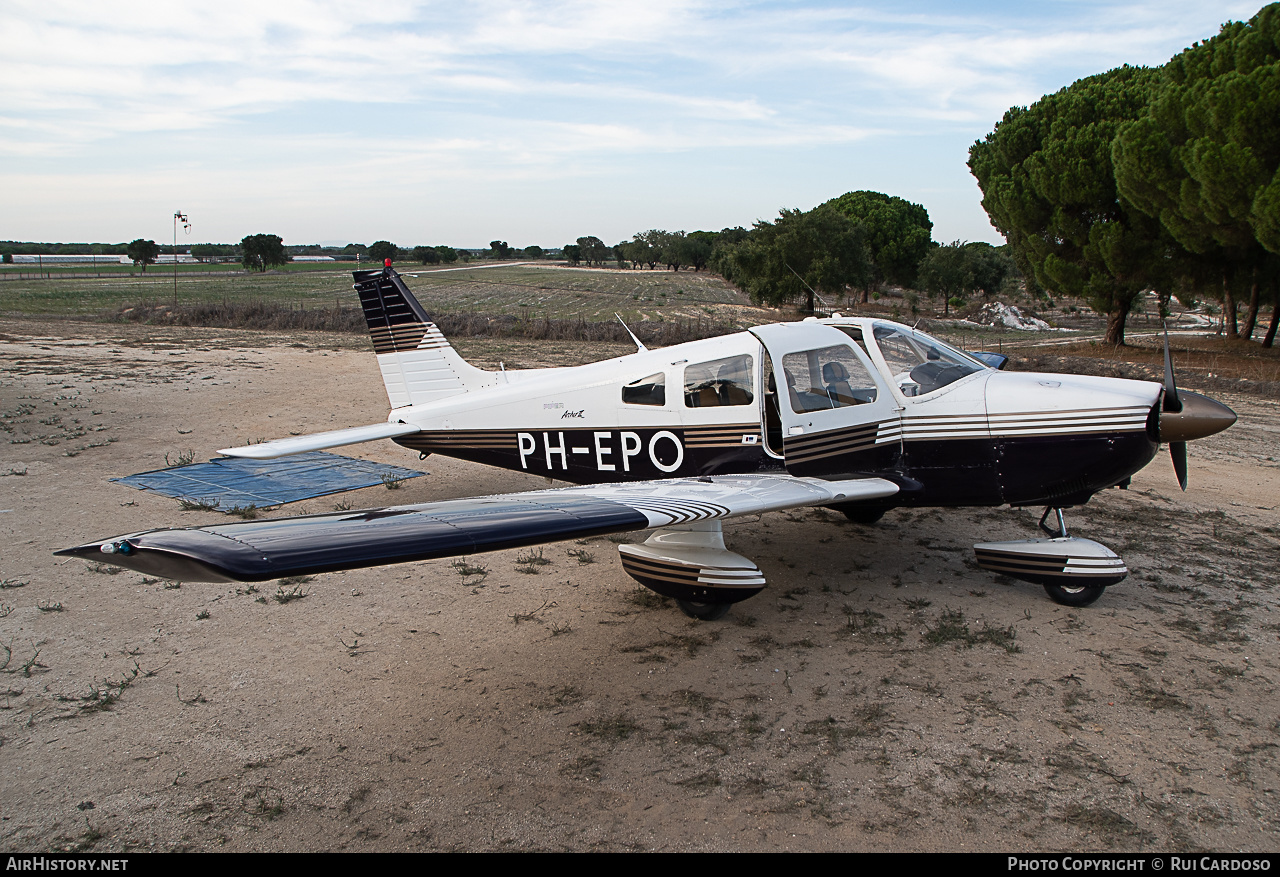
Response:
676,600,731,621
840,507,885,525
1043,583,1106,607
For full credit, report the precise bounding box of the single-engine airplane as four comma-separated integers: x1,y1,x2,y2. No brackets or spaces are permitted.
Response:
59,263,1237,620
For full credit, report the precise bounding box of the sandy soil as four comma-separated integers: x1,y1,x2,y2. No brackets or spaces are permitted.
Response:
1,318,1276,852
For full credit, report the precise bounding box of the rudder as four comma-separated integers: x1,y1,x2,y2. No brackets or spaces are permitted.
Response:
353,265,495,410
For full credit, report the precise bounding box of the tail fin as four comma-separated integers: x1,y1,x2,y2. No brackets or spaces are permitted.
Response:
354,266,496,410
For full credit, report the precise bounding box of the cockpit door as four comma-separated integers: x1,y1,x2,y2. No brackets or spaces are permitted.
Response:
749,323,902,477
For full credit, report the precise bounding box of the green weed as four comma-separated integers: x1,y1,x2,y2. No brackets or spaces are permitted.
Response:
165,449,195,468
272,585,308,604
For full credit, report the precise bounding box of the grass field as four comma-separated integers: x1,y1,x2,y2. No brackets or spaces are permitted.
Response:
0,261,760,325
0,261,362,315
4,258,1275,396
400,264,755,323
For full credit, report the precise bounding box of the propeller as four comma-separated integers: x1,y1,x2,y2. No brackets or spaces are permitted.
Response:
1161,324,1188,490
1156,323,1236,491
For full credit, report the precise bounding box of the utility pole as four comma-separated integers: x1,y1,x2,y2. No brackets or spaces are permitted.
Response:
173,210,190,304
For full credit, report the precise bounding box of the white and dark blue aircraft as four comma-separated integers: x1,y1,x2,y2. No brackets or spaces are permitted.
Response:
59,264,1237,620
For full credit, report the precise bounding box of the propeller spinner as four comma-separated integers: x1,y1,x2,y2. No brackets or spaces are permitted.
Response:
1156,324,1236,490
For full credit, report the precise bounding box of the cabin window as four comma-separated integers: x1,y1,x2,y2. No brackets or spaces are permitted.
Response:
683,355,754,408
781,345,878,413
622,372,666,406
835,325,872,357
871,324,983,396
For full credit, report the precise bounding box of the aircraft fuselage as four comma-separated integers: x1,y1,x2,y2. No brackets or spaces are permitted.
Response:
389,317,1162,511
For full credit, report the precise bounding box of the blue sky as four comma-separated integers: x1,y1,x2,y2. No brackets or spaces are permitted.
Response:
0,1,1265,249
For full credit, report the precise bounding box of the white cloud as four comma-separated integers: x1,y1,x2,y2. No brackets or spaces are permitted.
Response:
1,0,1266,243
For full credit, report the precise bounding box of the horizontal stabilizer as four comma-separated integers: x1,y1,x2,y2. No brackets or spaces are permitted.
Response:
57,474,898,582
219,422,421,460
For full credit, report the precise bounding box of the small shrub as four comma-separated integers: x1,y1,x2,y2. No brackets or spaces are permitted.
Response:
165,449,196,468
272,585,308,604
516,547,552,574
451,559,487,577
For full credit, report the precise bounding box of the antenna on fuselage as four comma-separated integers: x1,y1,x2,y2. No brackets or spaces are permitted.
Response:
784,263,818,298
615,313,647,352
786,263,828,317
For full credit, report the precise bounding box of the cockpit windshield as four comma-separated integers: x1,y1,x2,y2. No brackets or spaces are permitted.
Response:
870,323,986,397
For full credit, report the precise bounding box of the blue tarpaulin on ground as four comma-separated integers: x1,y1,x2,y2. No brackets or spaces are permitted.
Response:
113,451,424,509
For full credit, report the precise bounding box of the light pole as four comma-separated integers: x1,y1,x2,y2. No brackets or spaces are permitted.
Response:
173,210,190,304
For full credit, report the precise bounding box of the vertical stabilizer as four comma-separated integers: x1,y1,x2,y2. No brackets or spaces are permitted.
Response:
353,266,496,410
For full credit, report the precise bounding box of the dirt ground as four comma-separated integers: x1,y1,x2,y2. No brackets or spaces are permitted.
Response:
1,317,1276,852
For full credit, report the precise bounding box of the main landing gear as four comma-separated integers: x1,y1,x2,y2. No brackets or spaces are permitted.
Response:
838,505,886,525
617,521,765,622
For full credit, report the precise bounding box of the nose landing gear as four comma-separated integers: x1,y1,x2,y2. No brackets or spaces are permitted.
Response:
974,507,1128,607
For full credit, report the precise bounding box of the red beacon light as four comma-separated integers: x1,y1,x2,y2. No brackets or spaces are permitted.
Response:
384,258,392,267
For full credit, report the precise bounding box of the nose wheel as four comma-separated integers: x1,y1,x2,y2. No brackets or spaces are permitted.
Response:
676,600,731,621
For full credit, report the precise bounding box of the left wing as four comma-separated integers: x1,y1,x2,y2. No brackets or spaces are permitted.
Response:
56,474,898,583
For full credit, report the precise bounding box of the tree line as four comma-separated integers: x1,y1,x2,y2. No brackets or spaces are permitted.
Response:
119,235,293,273
561,194,1013,319
970,2,1280,346
106,238,474,272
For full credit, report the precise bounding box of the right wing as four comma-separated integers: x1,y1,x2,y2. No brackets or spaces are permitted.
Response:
56,474,899,583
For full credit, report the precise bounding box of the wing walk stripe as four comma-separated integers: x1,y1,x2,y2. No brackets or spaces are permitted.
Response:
624,498,731,525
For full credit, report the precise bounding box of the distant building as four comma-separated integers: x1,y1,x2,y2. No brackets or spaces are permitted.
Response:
12,254,133,264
